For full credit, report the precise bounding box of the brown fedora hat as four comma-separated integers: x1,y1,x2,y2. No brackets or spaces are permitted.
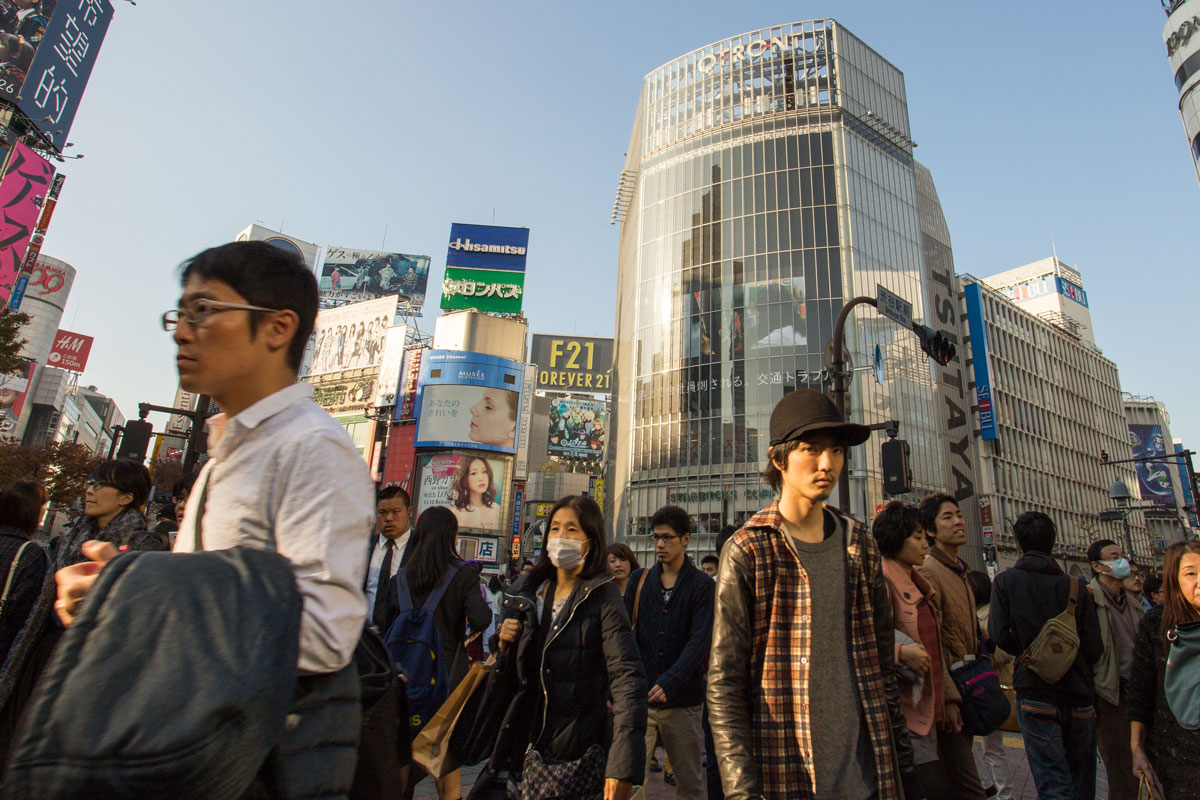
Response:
768,389,871,447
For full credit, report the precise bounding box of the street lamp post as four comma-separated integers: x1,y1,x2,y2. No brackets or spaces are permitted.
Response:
1109,479,1135,560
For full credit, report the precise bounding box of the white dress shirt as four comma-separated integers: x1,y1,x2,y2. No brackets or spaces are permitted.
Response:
176,383,374,673
364,528,411,613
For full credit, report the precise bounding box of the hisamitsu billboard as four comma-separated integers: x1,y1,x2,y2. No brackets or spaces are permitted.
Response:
445,223,529,272
530,334,614,392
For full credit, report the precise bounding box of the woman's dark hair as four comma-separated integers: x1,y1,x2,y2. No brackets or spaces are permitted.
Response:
172,471,199,499
0,480,47,533
871,500,923,559
91,459,152,511
528,495,608,585
607,541,640,571
449,457,496,510
715,525,737,555
405,506,463,599
1161,541,1200,647
498,389,519,422
180,241,318,372
966,570,992,606
917,492,958,535
487,575,503,594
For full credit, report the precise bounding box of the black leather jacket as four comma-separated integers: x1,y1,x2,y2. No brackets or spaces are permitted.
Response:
466,571,646,796
707,507,913,799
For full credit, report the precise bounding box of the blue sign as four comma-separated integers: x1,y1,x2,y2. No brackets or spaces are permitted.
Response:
964,283,998,441
1130,424,1176,508
415,349,526,454
7,272,29,311
1174,443,1198,527
15,0,115,152
1055,277,1088,308
511,489,523,542
446,223,530,272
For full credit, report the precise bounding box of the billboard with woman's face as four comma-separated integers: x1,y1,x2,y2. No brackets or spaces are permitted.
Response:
415,452,509,533
415,350,524,454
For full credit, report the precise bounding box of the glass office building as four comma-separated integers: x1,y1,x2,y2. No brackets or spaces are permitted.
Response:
609,21,954,556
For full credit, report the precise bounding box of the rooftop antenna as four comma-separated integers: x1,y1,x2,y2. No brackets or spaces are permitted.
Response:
1050,233,1059,266
492,207,496,224
382,223,388,250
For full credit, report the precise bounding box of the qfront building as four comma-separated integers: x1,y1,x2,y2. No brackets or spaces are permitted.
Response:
1164,0,1200,185
610,21,960,554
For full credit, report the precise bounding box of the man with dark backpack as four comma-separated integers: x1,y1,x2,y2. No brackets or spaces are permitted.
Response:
990,511,1103,799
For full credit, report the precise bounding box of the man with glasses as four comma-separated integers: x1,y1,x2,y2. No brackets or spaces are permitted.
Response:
55,241,375,796
625,505,713,799
707,389,912,799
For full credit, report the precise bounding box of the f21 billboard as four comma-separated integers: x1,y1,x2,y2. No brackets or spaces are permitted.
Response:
415,350,524,455
0,0,115,151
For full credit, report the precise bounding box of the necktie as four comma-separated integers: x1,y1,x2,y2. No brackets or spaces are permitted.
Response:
373,539,396,630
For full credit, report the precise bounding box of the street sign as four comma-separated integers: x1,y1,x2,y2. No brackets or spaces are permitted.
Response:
874,345,884,386
876,285,913,328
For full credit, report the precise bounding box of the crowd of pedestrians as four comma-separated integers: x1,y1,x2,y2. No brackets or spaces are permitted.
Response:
0,241,1198,799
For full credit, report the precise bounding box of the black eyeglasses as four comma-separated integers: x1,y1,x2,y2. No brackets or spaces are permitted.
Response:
85,479,114,491
161,299,279,331
650,533,681,542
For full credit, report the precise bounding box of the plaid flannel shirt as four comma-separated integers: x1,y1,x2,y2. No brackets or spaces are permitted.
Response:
729,502,901,799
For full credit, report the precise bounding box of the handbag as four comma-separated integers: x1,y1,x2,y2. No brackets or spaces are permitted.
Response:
1165,619,1200,730
998,685,1019,733
1139,772,1164,800
350,627,411,800
0,540,34,614
412,649,497,779
516,743,606,800
949,653,1010,736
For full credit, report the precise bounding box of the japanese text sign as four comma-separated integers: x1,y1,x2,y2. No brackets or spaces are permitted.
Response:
0,143,55,309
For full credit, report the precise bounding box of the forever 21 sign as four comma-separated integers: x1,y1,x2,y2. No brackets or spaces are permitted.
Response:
530,335,614,393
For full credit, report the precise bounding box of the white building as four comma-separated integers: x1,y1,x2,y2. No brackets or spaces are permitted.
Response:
1164,0,1200,185
982,257,1096,348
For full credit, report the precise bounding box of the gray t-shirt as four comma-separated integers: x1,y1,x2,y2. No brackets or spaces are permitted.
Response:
787,510,876,800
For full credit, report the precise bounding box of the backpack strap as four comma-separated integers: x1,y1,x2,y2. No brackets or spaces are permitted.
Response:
1066,575,1079,612
631,567,651,629
1,541,35,607
402,563,460,615
394,568,416,615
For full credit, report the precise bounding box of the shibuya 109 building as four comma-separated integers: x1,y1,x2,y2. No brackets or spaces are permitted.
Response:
609,20,983,555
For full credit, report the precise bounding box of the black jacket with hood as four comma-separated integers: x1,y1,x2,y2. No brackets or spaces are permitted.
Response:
465,571,646,796
990,550,1104,707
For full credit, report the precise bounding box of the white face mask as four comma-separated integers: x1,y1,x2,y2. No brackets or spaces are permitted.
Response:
546,537,587,570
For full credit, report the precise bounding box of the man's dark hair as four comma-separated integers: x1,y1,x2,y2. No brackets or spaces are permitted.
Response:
760,439,801,493
650,505,692,538
172,471,199,499
92,459,153,510
701,554,719,567
917,492,958,534
1087,538,1119,570
377,485,410,508
1013,511,1056,554
0,480,47,533
180,241,318,372
1144,574,1163,596
715,524,737,556
966,570,992,606
871,500,923,559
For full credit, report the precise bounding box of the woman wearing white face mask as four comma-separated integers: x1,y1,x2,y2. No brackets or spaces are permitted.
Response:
466,495,647,800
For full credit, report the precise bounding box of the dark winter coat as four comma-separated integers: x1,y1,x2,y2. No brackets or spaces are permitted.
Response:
1126,606,1200,799
990,551,1104,707
466,572,647,797
623,557,714,708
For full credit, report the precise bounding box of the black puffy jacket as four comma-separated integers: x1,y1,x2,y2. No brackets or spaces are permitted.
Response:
467,572,646,795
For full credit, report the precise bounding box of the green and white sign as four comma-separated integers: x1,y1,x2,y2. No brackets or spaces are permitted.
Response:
440,266,525,313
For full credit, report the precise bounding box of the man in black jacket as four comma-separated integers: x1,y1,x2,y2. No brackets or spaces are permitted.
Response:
990,511,1103,799
625,505,713,799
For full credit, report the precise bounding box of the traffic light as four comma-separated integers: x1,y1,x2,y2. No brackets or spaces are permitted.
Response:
116,419,153,462
881,438,911,497
912,324,957,366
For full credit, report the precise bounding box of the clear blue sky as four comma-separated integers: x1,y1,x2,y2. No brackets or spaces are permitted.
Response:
41,1,1199,449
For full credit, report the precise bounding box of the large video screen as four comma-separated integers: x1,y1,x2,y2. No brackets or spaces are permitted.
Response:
415,350,524,454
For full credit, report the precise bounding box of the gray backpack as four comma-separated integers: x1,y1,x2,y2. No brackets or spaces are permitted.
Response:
1019,577,1080,684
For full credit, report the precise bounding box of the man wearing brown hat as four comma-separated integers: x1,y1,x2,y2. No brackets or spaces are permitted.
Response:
707,389,913,800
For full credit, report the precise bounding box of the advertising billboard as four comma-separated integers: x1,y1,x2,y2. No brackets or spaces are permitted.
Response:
372,324,407,407
0,143,55,309
415,452,509,533
396,347,423,420
445,223,529,272
310,373,376,417
530,335,614,393
1129,424,1176,508
547,397,607,461
440,266,525,314
964,283,999,441
415,350,524,454
300,294,399,379
319,246,431,309
48,328,92,372
0,360,35,436
440,222,529,314
235,225,321,270
4,0,114,151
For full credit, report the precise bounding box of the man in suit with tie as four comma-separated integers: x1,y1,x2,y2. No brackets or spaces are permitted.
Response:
366,485,413,632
